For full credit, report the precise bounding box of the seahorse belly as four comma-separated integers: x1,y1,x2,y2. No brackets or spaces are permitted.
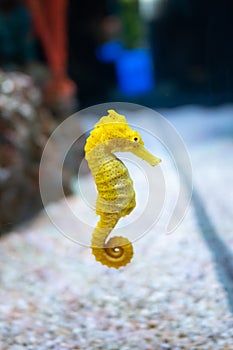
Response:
95,158,136,216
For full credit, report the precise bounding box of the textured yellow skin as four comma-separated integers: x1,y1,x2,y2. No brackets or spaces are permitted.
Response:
84,109,161,269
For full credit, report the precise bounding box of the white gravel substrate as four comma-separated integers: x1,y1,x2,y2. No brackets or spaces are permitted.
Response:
165,105,233,253
0,198,233,350
191,137,233,251
1,105,233,349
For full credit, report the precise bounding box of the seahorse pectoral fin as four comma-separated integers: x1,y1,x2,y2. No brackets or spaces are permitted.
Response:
132,146,161,166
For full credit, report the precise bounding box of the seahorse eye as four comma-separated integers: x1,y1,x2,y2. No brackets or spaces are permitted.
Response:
133,137,138,142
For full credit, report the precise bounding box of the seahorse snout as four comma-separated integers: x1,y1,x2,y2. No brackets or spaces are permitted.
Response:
132,145,161,166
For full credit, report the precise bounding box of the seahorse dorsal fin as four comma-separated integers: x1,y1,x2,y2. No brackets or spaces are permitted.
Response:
95,109,126,127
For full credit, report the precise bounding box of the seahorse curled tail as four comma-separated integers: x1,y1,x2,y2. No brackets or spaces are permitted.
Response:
91,213,133,269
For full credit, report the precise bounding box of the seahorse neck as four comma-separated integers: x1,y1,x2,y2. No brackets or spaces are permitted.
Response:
86,145,115,176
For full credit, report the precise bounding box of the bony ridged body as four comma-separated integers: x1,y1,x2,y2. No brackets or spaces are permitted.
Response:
84,109,161,269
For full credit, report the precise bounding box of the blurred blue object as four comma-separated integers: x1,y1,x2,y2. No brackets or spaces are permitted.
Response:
116,48,154,95
96,40,123,63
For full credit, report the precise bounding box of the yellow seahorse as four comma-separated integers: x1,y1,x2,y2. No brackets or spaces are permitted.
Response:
84,109,161,268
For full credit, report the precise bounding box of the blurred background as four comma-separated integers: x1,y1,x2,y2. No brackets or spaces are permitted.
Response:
0,0,232,108
69,0,233,107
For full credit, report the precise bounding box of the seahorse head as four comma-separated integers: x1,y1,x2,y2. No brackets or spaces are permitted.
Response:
85,109,161,166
